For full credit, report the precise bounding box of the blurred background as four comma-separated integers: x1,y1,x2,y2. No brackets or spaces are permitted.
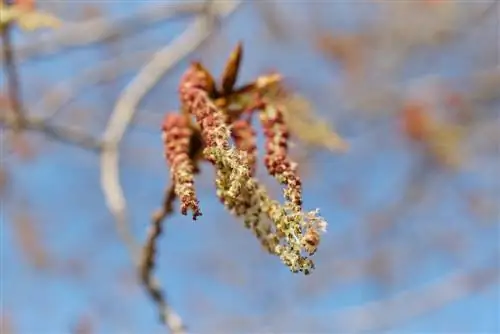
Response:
1,0,499,333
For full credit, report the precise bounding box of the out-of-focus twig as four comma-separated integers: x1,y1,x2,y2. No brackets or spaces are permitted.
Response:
99,0,241,330
451,0,499,41
3,2,208,63
35,49,157,120
469,68,500,103
254,0,289,40
211,267,498,332
333,267,499,332
12,212,51,270
366,159,432,243
0,113,102,150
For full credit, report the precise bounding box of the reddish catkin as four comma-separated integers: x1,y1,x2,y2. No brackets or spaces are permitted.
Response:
179,64,230,155
231,119,257,176
260,104,303,208
162,114,202,220
152,44,332,274
179,63,250,203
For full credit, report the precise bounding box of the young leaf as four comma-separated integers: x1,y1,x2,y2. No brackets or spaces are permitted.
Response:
0,3,60,31
221,42,243,94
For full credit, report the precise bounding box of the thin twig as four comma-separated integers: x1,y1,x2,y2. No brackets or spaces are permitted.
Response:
34,49,157,120
139,185,179,326
2,3,207,63
0,113,102,151
140,185,176,284
332,267,499,332
204,267,498,332
99,0,241,331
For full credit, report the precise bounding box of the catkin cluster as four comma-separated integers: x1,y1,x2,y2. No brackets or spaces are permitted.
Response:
161,44,328,274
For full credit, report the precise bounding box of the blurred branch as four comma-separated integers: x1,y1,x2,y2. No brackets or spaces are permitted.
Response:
35,49,156,120
0,113,102,150
366,159,432,243
333,267,499,332
99,0,241,330
420,0,500,43
3,2,208,63
469,68,500,103
12,211,51,270
254,0,289,40
212,267,498,332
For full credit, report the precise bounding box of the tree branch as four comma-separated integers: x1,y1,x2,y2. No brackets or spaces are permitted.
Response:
99,0,242,331
2,2,207,63
332,267,499,332
34,49,157,120
0,112,102,151
139,185,179,327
